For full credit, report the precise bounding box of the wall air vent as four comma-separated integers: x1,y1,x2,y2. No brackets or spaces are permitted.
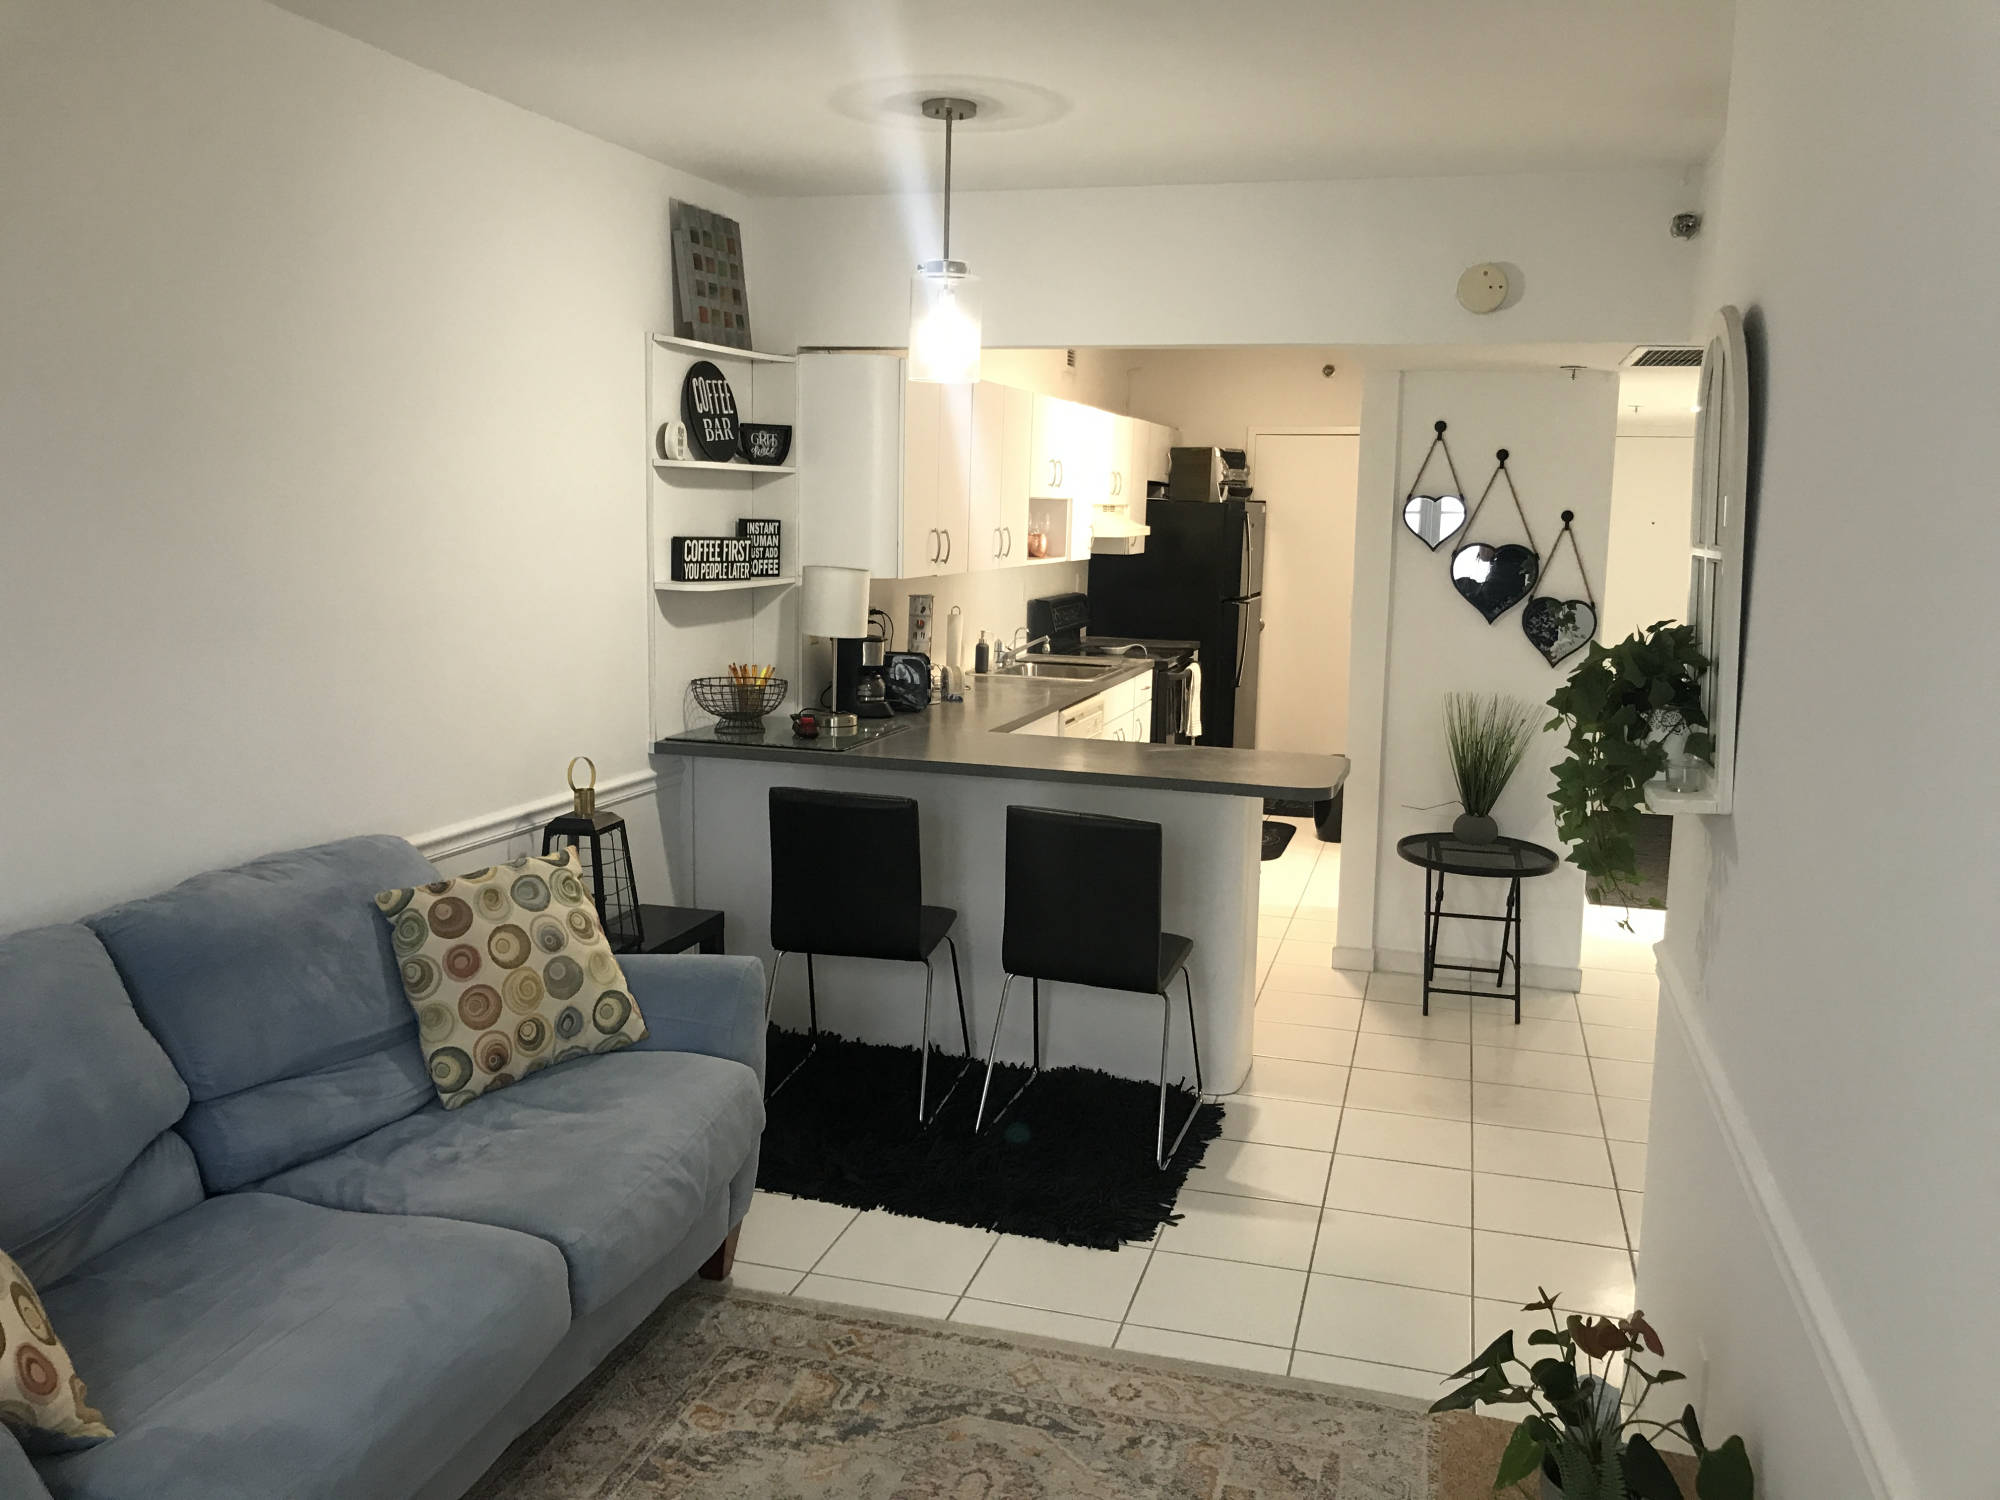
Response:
1623,346,1704,368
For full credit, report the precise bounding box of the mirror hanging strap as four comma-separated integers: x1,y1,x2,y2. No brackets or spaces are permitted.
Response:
1462,448,1542,554
1401,420,1466,509
1544,510,1598,613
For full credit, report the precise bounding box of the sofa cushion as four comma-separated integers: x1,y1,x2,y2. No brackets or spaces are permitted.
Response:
375,849,648,1110
86,836,440,1190
0,1250,112,1453
0,926,199,1285
33,1193,569,1500
258,1050,762,1315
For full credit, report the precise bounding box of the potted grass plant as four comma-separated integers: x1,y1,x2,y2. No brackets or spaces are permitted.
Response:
1431,1290,1754,1499
1443,692,1540,844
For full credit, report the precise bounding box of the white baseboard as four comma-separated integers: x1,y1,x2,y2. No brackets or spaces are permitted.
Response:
409,770,659,863
1374,947,1583,995
1330,945,1377,974
1655,950,1907,1500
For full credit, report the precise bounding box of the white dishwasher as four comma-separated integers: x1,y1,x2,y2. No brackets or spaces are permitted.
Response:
1059,696,1107,739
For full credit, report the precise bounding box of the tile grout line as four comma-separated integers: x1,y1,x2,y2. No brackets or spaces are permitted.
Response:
1578,1010,1645,1278
1284,977,1360,1371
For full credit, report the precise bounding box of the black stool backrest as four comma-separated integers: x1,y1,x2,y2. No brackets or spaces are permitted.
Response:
769,786,924,960
1002,805,1163,994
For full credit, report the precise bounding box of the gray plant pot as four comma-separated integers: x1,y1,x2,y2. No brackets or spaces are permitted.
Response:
1452,812,1499,844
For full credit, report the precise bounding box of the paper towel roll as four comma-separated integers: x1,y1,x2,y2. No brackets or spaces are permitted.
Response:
944,605,963,673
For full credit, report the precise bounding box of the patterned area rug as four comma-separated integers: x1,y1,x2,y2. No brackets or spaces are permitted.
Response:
470,1285,1442,1498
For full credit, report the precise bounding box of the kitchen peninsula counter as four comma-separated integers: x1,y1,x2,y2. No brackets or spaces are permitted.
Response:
651,670,1346,1096
654,667,1348,802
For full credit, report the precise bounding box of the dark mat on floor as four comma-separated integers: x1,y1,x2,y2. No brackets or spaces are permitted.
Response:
757,1027,1224,1249
1261,820,1297,860
1264,798,1317,818
1586,811,1673,909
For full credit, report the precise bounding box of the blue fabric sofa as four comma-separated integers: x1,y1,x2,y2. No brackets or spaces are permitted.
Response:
0,837,766,1500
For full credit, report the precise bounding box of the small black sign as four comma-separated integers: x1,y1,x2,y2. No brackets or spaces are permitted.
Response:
670,534,781,583
680,360,739,461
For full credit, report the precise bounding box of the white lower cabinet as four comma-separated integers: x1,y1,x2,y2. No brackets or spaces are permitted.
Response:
1013,674,1152,741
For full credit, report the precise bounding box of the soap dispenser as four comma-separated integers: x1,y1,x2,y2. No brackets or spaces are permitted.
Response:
973,631,990,674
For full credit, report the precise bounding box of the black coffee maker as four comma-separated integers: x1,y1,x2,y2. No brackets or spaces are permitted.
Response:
835,608,895,719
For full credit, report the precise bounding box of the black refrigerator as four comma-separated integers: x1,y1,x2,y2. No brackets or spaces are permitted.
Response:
1088,499,1264,747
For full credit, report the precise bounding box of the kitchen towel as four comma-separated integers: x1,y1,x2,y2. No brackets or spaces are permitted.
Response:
1184,660,1203,740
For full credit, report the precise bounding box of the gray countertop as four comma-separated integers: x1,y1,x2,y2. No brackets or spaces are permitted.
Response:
653,662,1349,800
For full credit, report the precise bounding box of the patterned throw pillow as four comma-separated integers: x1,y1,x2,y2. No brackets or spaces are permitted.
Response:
377,848,648,1109
1,1250,111,1452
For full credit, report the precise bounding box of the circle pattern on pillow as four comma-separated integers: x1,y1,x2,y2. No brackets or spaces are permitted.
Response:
0,1252,111,1448
377,847,647,1108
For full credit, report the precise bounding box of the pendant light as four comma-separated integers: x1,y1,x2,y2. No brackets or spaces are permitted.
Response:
907,96,982,385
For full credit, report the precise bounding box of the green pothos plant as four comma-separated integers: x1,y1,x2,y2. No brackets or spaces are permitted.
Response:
1430,1291,1754,1499
1544,622,1713,917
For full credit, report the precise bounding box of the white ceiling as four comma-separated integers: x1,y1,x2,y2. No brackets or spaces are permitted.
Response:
269,0,1734,196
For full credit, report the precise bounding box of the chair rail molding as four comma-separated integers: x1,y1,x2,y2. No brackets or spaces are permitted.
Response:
1654,947,1907,1500
411,770,659,863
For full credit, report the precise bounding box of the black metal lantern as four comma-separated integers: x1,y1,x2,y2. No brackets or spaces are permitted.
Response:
541,757,641,951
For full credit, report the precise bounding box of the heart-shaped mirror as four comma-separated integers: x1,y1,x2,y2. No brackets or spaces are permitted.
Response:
1522,596,1597,666
1450,543,1539,623
1403,493,1466,549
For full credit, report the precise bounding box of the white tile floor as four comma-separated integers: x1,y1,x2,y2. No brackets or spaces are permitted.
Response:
729,818,1661,1402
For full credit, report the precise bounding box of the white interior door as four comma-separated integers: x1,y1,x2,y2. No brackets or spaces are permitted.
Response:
1252,431,1360,755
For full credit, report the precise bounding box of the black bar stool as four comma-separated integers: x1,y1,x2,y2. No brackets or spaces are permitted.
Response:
766,786,971,1123
975,805,1204,1168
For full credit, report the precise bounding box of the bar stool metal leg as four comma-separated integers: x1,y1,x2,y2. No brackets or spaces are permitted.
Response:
1155,969,1205,1169
915,937,977,1127
764,950,821,1101
918,957,936,1123
974,972,1044,1133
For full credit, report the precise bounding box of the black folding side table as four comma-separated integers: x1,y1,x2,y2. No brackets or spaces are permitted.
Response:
1395,833,1560,1022
613,904,725,957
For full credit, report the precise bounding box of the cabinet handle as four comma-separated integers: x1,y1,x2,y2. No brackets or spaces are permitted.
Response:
1003,526,1012,556
940,528,951,563
1057,460,1064,488
928,527,940,563
994,527,1003,558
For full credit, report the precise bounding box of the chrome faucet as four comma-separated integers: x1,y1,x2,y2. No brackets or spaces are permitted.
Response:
996,628,1051,669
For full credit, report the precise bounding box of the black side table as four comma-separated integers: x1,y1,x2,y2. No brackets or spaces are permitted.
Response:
1395,833,1560,1022
613,904,725,957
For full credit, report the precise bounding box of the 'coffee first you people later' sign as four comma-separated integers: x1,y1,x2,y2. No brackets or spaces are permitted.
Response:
680,360,739,462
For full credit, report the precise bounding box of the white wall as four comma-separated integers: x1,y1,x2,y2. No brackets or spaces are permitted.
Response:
1122,347,1364,448
0,0,751,927
1642,2,1999,1496
755,170,1702,351
1338,371,1618,982
1602,436,1694,643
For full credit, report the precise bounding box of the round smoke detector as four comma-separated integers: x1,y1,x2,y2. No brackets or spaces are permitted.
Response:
1456,263,1510,314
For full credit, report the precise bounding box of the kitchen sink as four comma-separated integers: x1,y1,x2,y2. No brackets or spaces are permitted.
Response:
995,660,1117,680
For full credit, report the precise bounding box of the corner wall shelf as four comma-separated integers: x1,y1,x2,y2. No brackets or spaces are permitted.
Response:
653,460,796,478
650,334,796,365
653,575,800,595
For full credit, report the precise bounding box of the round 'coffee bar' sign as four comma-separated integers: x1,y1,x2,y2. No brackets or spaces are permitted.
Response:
680,360,740,461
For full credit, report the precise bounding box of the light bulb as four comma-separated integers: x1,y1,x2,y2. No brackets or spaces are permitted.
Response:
908,261,981,384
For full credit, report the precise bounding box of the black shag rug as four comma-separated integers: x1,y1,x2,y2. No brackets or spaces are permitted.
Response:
1261,821,1297,860
756,1027,1225,1249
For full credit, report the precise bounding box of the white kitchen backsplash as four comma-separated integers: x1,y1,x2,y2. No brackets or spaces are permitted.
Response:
868,562,1088,669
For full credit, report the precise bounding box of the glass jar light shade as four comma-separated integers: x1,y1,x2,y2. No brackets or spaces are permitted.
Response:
907,260,981,384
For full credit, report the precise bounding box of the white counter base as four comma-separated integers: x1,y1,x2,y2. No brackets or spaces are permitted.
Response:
671,754,1260,1093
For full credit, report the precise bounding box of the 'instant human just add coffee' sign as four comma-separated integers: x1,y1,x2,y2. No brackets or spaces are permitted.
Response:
680,360,740,461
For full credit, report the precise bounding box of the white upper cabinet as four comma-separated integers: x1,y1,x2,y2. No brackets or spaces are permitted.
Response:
802,352,1157,581
1030,395,1112,502
968,382,1030,571
899,379,971,576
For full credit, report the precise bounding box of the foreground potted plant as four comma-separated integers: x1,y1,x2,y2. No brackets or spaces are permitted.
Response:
1432,1290,1753,1499
1443,692,1539,843
1544,623,1713,915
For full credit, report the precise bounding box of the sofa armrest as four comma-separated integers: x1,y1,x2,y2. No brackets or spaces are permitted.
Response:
622,953,765,1086
1,1426,54,1500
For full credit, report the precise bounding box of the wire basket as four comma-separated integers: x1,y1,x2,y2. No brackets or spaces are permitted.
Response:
690,675,786,731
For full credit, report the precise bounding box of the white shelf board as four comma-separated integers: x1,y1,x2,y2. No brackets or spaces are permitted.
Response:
653,459,795,477
651,334,795,365
653,575,800,595
1644,778,1724,815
